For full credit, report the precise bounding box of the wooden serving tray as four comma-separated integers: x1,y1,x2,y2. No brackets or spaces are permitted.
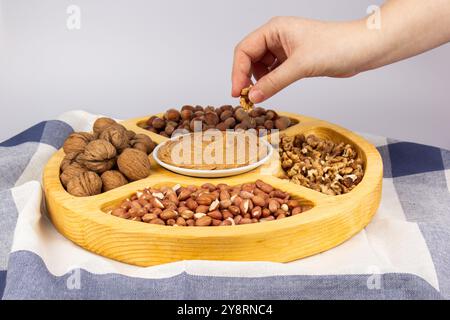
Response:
43,112,383,267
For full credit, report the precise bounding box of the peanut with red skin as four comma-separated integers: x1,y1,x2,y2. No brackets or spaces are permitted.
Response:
112,182,311,226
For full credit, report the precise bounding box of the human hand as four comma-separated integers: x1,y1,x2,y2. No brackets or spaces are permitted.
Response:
232,0,450,104
231,16,370,103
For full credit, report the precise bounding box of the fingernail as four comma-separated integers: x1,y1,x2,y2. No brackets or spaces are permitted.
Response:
249,88,264,103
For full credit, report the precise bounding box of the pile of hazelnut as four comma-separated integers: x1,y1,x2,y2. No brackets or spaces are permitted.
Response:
280,134,364,195
110,180,311,226
60,117,157,197
141,105,295,137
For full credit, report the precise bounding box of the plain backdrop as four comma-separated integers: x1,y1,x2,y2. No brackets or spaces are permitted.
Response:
0,0,449,149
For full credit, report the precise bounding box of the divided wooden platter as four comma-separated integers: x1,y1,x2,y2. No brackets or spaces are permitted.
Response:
43,112,383,267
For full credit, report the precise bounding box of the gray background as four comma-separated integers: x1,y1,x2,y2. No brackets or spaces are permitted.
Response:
0,0,449,149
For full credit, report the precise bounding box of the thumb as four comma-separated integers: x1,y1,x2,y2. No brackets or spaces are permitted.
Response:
249,58,304,103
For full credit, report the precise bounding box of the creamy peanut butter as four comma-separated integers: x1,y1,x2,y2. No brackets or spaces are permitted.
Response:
157,132,268,170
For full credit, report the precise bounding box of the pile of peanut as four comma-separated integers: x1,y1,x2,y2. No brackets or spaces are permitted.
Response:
110,181,311,226
280,134,364,195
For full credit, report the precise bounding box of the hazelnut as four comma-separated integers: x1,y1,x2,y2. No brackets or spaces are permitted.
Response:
181,109,193,120
152,118,166,130
159,131,169,138
205,106,215,113
165,124,176,136
189,119,204,132
234,123,247,131
67,171,102,197
220,105,233,112
101,170,128,192
264,120,274,130
93,117,117,136
165,109,181,122
252,116,263,126
78,140,117,174
241,117,256,129
204,112,220,126
181,105,195,112
146,116,157,127
220,110,233,121
265,110,278,120
63,132,95,154
223,117,236,129
234,108,248,122
274,116,291,130
117,148,151,181
215,122,228,131
146,126,158,133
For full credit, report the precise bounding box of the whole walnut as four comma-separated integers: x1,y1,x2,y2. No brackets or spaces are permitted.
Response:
93,117,117,136
60,164,87,187
126,130,136,140
99,125,130,152
101,170,128,192
67,171,102,197
130,134,156,154
78,139,117,173
117,148,151,181
63,132,95,154
60,151,83,172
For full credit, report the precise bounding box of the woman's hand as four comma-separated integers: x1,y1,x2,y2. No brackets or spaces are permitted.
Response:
231,17,369,103
232,1,450,103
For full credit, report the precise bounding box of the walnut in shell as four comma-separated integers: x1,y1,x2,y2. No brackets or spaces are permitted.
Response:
60,151,83,172
99,125,130,152
67,171,102,197
130,134,156,154
78,139,117,174
60,163,88,187
101,170,128,192
117,148,151,181
93,117,117,136
63,132,95,154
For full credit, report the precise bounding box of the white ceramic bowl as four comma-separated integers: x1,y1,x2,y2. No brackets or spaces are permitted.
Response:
152,133,274,178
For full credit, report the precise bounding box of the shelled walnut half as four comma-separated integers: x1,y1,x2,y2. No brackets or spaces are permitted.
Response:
240,86,254,112
279,134,364,195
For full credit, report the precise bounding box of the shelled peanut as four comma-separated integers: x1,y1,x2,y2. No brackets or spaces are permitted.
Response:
141,105,295,138
110,180,312,226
